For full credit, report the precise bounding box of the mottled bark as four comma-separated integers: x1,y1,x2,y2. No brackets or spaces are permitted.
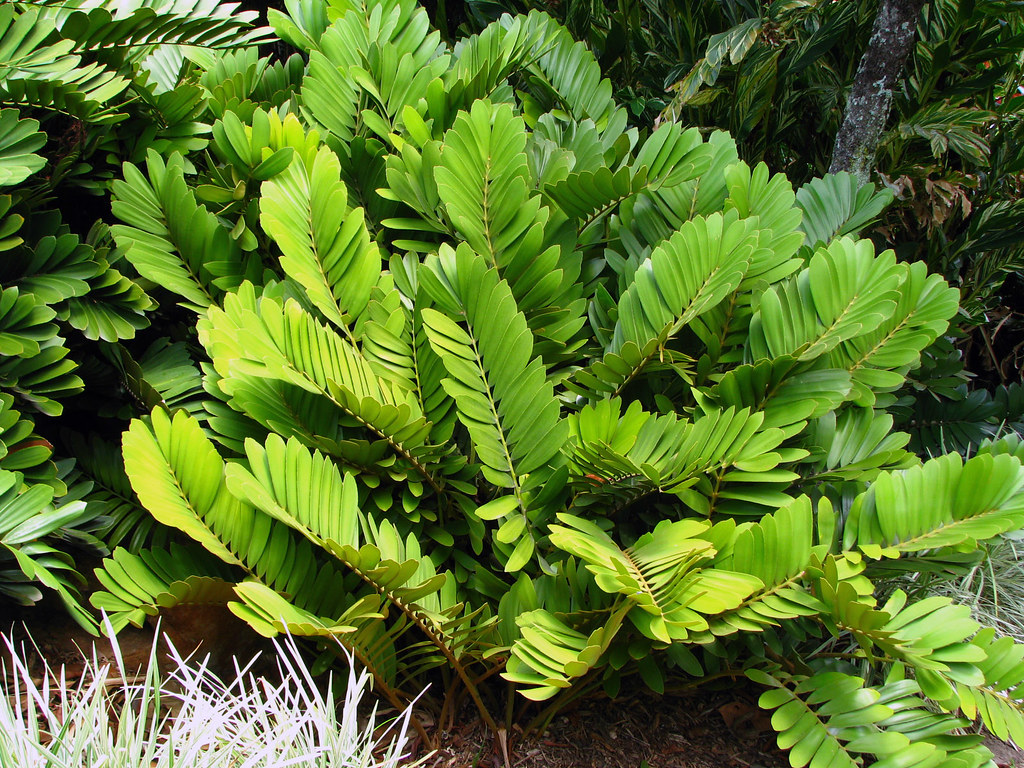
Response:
829,0,926,183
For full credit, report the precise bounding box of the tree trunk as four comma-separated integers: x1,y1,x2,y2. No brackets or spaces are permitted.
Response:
829,0,926,183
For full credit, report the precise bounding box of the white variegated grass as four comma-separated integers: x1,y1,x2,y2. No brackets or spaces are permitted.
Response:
0,622,425,768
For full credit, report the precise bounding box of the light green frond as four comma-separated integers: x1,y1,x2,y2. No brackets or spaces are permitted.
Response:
421,245,566,503
567,398,784,499
520,15,621,131
609,212,757,365
723,161,805,276
801,409,917,482
876,591,983,677
863,671,990,768
211,110,296,180
829,261,960,405
548,514,757,642
301,0,444,142
230,580,382,638
111,151,253,312
47,0,270,51
90,544,239,632
260,145,380,330
435,100,541,268
616,130,740,251
695,357,852,431
121,407,355,620
122,408,248,567
748,237,904,362
953,629,1024,747
845,453,1024,557
504,605,627,701
224,434,361,554
703,496,825,637
751,669,892,768
361,285,417,393
795,172,894,251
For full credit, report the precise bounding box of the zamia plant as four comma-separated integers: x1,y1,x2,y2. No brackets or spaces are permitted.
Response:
86,1,1024,765
0,0,273,626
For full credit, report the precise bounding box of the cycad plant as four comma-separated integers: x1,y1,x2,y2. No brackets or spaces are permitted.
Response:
0,0,274,626
467,0,1024,457
70,1,1024,765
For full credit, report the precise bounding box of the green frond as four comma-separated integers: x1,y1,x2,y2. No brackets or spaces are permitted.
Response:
566,398,786,505
430,100,584,352
443,11,555,118
260,144,381,331
748,237,904,362
268,0,328,52
200,49,303,118
0,286,83,416
754,667,990,767
953,628,1024,746
61,264,153,341
421,245,567,546
90,543,239,632
795,172,894,250
801,409,917,482
610,211,757,357
199,286,439,491
546,123,712,222
504,604,627,701
62,432,159,552
722,161,805,272
121,407,356,622
48,0,270,52
0,393,59,487
0,468,97,632
845,452,1024,557
695,357,852,431
0,6,130,120
111,151,254,312
549,514,759,642
435,100,541,269
0,218,152,342
519,14,621,131
702,496,826,637
0,108,45,185
829,261,960,406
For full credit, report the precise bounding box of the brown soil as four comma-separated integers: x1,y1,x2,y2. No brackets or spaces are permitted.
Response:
422,692,787,768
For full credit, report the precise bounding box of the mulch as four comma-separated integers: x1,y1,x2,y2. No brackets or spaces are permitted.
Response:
421,690,786,768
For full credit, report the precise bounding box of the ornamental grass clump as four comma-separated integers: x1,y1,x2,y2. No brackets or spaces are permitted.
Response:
0,625,423,768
